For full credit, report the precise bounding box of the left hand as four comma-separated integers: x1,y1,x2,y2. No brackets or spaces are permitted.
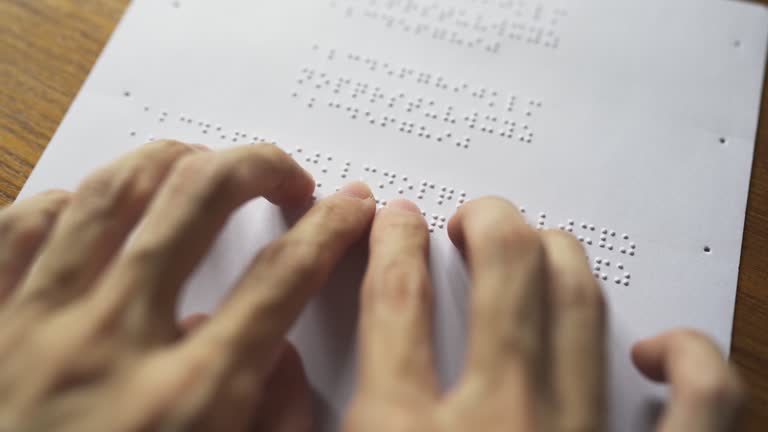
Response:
0,140,377,431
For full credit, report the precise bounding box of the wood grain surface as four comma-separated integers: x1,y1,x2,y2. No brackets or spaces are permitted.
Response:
0,1,766,430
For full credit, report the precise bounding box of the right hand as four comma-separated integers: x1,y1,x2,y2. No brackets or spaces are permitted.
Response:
344,197,745,432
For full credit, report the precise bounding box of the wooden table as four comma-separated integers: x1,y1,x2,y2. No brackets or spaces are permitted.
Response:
1,0,766,429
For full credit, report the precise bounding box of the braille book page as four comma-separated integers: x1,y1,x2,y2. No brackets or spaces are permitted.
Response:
17,0,768,430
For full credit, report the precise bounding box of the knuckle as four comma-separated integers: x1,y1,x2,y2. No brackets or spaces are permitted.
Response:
375,254,430,301
6,215,50,247
555,275,604,313
314,197,362,234
146,138,189,154
0,195,70,247
253,142,287,163
494,223,543,259
372,214,427,245
544,229,587,256
75,168,119,217
227,143,288,185
681,367,743,406
670,331,745,406
543,230,603,311
166,154,218,200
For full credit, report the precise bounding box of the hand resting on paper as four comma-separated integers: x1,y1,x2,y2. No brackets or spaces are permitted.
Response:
0,141,744,431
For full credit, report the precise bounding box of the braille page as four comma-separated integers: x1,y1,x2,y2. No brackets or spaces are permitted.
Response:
16,0,768,430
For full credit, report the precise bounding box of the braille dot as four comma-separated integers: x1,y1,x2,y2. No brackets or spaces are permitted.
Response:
593,265,601,271
630,243,637,249
624,273,631,279
623,280,630,286
622,233,629,240
604,260,611,267
599,242,605,248
601,274,608,281
417,194,424,199
129,131,136,136
618,263,624,270
595,257,602,264
629,251,635,256
620,248,627,254
601,228,608,234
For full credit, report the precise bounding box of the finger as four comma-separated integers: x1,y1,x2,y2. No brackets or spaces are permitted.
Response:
185,181,375,381
632,330,745,432
541,230,605,432
179,314,209,337
0,190,71,302
357,199,436,400
91,144,315,339
448,198,547,408
15,140,199,307
251,343,313,432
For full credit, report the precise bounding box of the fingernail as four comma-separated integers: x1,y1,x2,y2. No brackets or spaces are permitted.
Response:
386,199,420,214
337,181,372,200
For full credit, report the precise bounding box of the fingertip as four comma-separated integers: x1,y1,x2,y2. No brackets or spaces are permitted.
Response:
337,181,374,201
385,199,421,214
180,314,210,336
631,337,665,382
269,165,317,207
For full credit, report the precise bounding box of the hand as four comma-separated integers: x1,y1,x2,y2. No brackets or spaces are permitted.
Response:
344,197,745,432
0,140,378,431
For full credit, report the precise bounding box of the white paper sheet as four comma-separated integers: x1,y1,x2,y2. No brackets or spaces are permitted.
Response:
16,0,768,430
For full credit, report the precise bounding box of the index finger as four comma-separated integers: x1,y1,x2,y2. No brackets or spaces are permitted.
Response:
185,182,376,376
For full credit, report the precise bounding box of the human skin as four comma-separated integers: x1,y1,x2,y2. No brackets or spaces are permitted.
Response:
0,141,744,431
